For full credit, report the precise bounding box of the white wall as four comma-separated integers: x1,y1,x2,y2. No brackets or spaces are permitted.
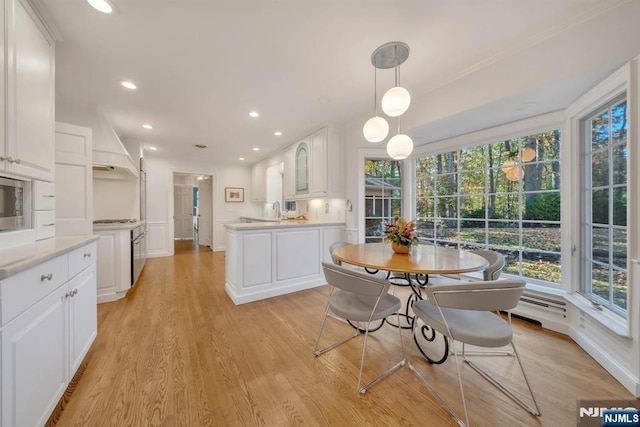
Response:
144,155,253,256
93,178,138,220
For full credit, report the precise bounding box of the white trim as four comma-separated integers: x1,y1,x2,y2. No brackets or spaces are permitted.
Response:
570,327,640,398
411,110,565,158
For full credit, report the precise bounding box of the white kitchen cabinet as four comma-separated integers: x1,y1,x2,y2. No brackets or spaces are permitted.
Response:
265,163,282,203
225,222,344,304
95,228,131,303
284,126,343,200
0,239,97,427
283,145,296,199
68,263,97,375
250,160,267,202
55,122,93,236
32,180,56,240
1,0,55,182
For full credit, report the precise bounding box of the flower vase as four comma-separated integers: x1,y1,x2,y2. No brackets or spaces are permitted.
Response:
391,242,411,254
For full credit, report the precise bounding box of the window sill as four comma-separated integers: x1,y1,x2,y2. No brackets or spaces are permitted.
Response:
564,293,630,338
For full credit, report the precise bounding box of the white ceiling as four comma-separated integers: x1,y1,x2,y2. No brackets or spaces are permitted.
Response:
37,0,640,164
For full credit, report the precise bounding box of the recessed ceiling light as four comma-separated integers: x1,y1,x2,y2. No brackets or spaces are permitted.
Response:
142,124,153,129
121,81,136,90
273,131,282,136
239,157,245,161
148,146,158,151
249,111,260,118
252,147,260,151
195,144,208,149
87,0,113,13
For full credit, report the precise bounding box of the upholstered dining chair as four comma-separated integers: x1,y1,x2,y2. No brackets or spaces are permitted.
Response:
470,249,505,281
329,241,350,266
408,279,540,426
314,262,405,394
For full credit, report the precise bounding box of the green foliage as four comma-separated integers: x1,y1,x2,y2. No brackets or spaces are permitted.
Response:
525,192,560,221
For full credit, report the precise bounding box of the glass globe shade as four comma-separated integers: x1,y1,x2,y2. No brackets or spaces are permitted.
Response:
363,116,389,143
381,86,411,117
521,146,536,162
386,134,414,160
501,160,517,173
505,166,524,181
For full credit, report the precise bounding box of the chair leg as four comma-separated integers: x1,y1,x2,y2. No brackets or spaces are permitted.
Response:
463,341,541,417
408,321,467,426
314,302,359,356
357,311,406,394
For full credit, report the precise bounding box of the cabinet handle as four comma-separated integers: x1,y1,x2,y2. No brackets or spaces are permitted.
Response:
13,158,21,164
41,273,53,281
43,223,55,227
72,289,78,296
83,252,92,258
43,195,55,198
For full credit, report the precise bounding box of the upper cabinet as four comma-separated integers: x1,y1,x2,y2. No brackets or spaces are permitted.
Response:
254,125,343,203
295,141,309,196
284,126,343,200
0,0,55,182
250,160,267,202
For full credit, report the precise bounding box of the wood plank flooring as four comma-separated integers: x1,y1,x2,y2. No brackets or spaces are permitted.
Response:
56,248,634,426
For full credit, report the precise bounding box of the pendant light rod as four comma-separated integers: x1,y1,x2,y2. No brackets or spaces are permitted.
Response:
374,67,378,115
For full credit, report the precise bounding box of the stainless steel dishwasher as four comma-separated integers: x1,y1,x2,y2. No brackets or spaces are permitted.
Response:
131,223,146,286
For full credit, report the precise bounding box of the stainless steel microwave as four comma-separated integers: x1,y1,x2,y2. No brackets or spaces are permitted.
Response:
0,177,25,231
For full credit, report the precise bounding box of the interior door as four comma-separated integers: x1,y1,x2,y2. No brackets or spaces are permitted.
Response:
173,186,193,239
198,177,213,247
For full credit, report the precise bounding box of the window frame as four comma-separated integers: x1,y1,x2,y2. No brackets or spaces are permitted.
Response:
413,128,563,287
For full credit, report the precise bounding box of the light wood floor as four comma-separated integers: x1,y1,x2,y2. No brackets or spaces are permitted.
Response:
56,250,634,426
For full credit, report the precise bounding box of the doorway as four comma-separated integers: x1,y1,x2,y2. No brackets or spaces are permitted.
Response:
172,173,214,252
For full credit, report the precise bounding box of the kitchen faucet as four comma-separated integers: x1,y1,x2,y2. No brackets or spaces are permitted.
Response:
273,201,281,219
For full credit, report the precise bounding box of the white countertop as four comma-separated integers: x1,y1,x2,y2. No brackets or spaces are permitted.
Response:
0,235,100,280
225,220,345,231
93,220,145,231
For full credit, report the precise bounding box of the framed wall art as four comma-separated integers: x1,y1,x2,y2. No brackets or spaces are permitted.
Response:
225,187,244,202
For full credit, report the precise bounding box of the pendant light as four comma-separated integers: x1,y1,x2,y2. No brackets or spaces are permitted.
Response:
386,117,414,160
364,42,412,158
362,67,389,142
381,54,411,117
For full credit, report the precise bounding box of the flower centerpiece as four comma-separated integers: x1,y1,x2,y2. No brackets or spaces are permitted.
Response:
384,216,419,254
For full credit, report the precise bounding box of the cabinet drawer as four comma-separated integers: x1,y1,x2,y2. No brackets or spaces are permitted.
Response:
33,181,56,210
68,242,97,278
1,254,69,325
34,210,56,240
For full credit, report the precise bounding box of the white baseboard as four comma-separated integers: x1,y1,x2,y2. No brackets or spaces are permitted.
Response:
570,328,640,398
225,278,326,305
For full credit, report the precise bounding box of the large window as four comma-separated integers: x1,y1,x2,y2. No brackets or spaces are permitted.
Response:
580,98,628,316
364,159,402,242
415,130,561,285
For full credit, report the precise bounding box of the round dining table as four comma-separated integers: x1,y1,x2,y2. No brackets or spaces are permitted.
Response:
331,242,489,276
331,242,489,364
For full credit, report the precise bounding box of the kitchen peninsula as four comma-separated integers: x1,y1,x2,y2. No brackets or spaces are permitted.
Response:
224,220,344,304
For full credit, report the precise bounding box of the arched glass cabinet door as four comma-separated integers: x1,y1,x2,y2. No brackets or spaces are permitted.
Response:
295,142,309,194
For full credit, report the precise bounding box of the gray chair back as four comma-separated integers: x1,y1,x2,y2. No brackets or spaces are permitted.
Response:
329,242,350,265
426,279,525,312
471,249,505,281
322,262,391,297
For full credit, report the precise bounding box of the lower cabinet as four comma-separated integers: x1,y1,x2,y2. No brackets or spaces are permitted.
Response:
0,242,97,427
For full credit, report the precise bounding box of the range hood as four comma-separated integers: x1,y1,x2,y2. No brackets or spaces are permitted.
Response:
92,110,138,179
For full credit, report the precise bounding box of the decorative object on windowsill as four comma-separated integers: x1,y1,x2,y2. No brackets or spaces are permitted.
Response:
362,42,414,160
384,216,419,254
